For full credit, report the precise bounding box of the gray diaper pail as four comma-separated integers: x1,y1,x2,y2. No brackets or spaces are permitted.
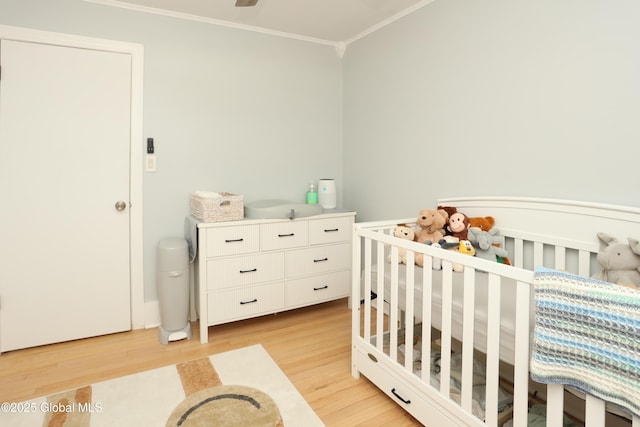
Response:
157,238,192,344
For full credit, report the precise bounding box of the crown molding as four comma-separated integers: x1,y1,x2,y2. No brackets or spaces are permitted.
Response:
82,0,436,56
344,0,435,45
82,0,336,46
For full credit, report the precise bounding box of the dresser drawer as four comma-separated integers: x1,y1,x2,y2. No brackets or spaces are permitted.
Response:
286,270,350,307
207,282,284,324
286,243,350,277
355,348,445,426
309,216,352,245
205,225,259,257
261,221,308,251
207,252,284,290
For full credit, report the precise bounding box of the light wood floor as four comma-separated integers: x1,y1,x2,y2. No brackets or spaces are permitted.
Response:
0,298,422,426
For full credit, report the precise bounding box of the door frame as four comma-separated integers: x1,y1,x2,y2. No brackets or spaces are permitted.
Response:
0,25,145,330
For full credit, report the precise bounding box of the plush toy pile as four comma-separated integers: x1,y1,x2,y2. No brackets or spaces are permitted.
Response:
388,206,511,269
390,211,640,288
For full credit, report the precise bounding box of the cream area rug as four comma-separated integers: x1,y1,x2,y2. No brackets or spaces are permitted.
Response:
2,344,324,427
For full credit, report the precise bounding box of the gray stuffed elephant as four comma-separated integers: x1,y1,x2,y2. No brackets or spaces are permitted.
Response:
467,227,509,263
591,232,640,287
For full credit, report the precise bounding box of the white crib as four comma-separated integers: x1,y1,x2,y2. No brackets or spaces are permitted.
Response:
351,197,640,427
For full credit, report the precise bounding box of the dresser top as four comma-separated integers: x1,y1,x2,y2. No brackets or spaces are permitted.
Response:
196,209,356,229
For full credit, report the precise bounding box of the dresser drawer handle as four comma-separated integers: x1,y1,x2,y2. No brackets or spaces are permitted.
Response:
278,233,295,237
239,268,257,274
391,388,411,405
324,228,339,232
313,257,329,263
240,298,258,305
313,285,328,291
225,238,244,243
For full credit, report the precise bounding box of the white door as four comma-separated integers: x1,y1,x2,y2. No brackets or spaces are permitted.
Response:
0,39,132,352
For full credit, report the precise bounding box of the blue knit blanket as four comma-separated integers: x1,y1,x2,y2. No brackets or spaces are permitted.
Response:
530,267,640,418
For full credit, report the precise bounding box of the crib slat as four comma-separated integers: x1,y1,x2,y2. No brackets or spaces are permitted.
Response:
390,249,399,362
484,273,501,427
585,395,605,427
554,246,566,270
351,233,362,379
376,241,385,352
533,241,544,267
546,384,565,427
404,254,415,370
514,238,524,268
421,261,433,384
512,280,531,427
578,249,591,277
460,266,476,415
439,261,453,398
363,238,372,343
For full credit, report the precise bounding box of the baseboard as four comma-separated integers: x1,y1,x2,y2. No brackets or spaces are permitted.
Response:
144,300,161,329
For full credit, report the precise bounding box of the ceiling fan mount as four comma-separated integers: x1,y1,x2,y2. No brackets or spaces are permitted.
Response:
235,0,259,7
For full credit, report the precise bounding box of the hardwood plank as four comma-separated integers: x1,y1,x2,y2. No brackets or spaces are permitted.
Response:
0,298,422,426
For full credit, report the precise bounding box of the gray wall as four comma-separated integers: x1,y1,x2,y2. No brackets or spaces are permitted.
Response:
343,0,640,222
0,0,343,302
2,0,639,306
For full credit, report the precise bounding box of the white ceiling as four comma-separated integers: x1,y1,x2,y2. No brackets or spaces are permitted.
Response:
86,0,433,44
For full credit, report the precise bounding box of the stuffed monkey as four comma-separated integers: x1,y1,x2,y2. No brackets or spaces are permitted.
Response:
447,212,470,241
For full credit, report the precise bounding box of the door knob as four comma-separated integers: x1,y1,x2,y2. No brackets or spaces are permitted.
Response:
115,200,127,211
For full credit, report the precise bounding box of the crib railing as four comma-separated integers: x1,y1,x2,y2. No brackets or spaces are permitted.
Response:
501,227,598,278
352,221,640,427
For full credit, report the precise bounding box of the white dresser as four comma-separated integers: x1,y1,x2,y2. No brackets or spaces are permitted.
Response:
196,210,355,344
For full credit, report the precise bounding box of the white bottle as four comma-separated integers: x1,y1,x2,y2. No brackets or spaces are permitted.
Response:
318,179,336,209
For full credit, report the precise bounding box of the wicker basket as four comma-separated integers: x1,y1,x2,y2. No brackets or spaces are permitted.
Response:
190,191,244,222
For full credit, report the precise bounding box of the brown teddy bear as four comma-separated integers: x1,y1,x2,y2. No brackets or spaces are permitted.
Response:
415,209,448,244
469,216,495,231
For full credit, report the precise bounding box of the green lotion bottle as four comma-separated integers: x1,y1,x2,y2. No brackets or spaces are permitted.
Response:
306,183,318,204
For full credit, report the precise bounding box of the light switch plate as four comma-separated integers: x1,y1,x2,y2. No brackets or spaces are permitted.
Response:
145,154,157,172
